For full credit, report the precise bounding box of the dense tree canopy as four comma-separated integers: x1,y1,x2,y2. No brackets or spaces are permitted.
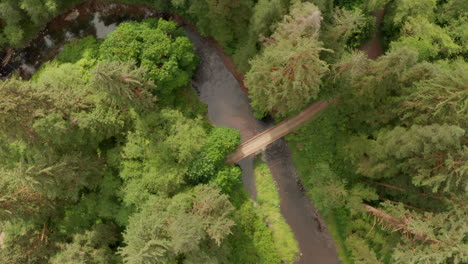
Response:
99,19,198,98
0,18,245,264
246,2,330,118
0,1,466,263
119,184,235,264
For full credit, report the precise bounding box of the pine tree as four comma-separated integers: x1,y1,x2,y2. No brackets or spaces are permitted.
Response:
399,59,468,127
353,124,466,194
119,184,234,264
92,61,156,113
50,224,120,264
246,2,330,118
380,202,468,264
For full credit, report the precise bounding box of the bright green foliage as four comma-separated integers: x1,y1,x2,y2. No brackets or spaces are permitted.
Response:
225,186,281,264
34,64,132,151
120,109,207,203
0,63,135,153
188,127,240,183
391,17,461,59
382,202,468,264
50,225,120,264
254,160,299,263
3,24,24,46
390,0,437,26
0,17,256,264
351,124,467,194
56,36,102,65
436,0,468,55
99,19,198,97
212,166,242,194
119,184,234,263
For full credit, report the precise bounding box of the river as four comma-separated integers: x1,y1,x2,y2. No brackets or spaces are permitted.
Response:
0,2,340,263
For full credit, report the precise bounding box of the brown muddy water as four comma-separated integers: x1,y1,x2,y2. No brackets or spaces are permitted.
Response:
0,2,340,263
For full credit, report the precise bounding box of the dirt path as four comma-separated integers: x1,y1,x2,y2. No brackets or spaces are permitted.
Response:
227,101,330,164
361,8,385,58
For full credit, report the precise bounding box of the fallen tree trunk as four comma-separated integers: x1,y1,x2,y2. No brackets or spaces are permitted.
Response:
363,204,439,244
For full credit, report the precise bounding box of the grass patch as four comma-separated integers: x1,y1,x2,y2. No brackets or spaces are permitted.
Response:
254,158,299,263
285,106,356,264
285,105,397,264
225,182,281,264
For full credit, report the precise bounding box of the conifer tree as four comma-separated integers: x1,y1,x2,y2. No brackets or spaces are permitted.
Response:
246,2,330,118
352,124,466,194
119,184,234,263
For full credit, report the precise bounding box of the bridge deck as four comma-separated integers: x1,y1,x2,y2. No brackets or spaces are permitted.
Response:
226,100,330,164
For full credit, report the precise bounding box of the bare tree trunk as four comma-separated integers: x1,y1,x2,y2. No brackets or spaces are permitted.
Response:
363,204,439,244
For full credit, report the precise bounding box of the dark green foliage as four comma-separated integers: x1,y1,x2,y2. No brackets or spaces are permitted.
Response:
349,124,466,194
50,224,121,264
185,0,254,53
0,0,81,47
398,59,468,127
231,0,290,73
334,47,418,129
99,19,198,98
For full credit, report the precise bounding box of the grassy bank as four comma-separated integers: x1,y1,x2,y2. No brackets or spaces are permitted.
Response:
284,106,353,263
285,106,397,264
254,158,299,263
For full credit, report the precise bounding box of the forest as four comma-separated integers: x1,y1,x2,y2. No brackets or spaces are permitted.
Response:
0,0,467,264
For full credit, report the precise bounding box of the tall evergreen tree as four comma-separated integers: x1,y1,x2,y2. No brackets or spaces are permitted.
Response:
246,2,330,118
119,184,234,264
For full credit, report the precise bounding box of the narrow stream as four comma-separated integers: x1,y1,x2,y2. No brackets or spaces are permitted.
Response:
0,2,340,263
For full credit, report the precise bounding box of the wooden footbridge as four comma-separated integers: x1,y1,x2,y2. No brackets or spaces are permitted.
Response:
227,100,331,164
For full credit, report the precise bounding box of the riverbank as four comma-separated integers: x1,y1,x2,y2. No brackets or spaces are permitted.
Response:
254,158,299,263
284,8,389,263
